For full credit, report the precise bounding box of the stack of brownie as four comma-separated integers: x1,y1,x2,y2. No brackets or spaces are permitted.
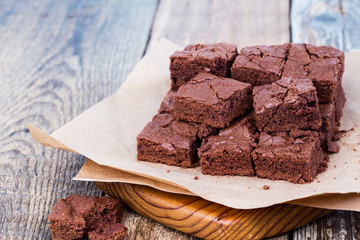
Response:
137,42,345,184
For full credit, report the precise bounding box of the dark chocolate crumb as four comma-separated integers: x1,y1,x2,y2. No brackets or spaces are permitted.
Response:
194,176,199,180
345,162,348,164
354,148,357,152
263,185,270,190
335,128,355,139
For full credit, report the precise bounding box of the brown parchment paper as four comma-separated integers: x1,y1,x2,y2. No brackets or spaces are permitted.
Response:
29,38,360,210
75,159,360,211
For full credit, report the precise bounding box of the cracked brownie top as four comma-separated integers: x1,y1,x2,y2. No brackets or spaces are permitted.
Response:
173,73,252,128
253,77,322,132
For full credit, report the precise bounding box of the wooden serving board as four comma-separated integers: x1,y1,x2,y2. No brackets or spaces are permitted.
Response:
96,182,331,240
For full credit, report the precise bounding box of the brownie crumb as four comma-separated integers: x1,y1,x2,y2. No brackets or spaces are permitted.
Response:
317,180,321,183
48,195,127,240
355,178,358,180
299,179,306,184
166,170,170,173
354,148,357,152
334,165,337,168
335,127,355,139
194,176,199,180
263,185,270,190
334,177,337,179
345,162,348,164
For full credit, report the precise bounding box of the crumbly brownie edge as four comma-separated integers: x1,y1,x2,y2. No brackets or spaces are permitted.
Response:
137,138,198,168
200,146,255,176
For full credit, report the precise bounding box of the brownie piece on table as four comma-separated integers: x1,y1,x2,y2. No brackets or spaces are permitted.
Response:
88,224,128,240
170,43,238,90
319,103,340,153
199,116,257,176
253,77,321,132
137,113,199,168
48,195,127,240
158,90,218,139
174,73,252,128
230,43,291,86
251,130,327,183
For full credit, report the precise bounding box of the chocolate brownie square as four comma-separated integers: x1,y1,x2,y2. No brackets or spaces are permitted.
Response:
283,43,345,103
48,195,127,240
158,90,218,139
137,113,199,168
174,73,252,128
158,90,176,114
335,84,346,122
253,77,321,132
199,115,257,176
170,43,238,90
306,57,342,103
319,102,340,153
283,43,346,123
305,43,344,73
251,131,327,183
282,43,310,79
230,43,291,86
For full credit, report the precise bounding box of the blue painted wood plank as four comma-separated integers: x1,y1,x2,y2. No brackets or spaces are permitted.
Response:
291,0,360,51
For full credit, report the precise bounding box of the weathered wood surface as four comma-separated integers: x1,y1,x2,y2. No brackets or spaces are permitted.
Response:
149,0,290,49
0,0,160,239
1,0,359,239
291,0,360,51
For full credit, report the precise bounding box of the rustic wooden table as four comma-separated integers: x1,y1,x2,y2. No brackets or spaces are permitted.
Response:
1,0,360,239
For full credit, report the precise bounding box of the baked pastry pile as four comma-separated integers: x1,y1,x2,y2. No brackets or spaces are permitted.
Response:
137,43,345,183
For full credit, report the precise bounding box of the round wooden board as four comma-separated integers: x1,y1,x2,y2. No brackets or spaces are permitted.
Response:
96,182,332,240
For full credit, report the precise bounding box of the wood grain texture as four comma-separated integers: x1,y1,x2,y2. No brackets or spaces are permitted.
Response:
97,182,331,240
291,0,360,51
148,0,290,49
0,0,159,239
292,210,360,239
